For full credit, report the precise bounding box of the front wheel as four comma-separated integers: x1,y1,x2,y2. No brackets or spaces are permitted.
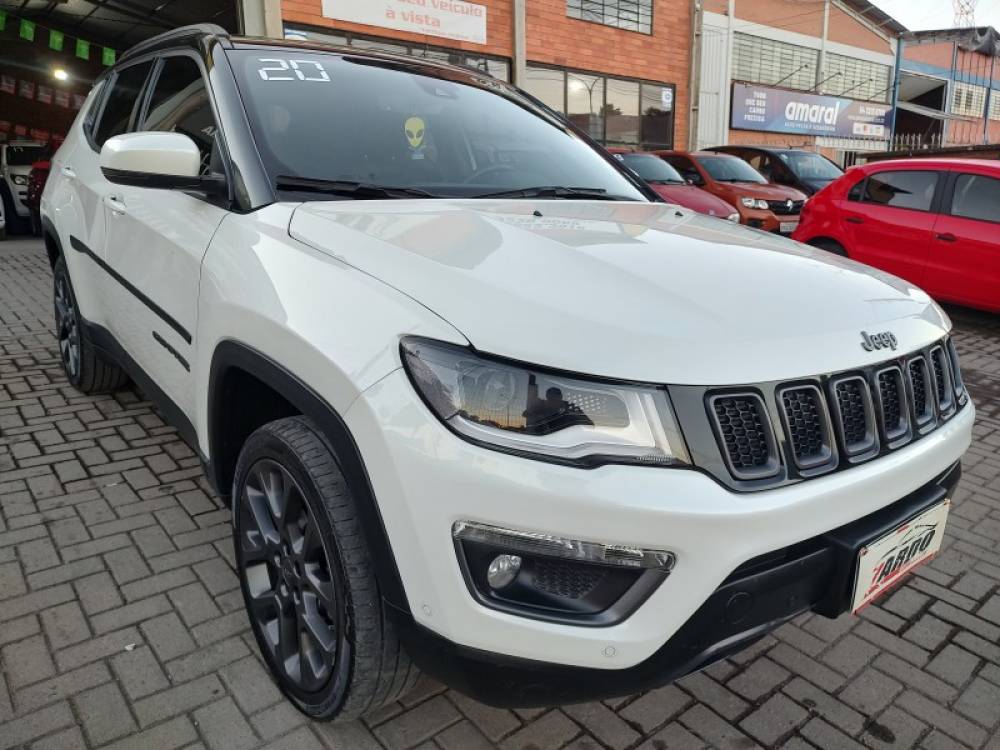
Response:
233,416,419,721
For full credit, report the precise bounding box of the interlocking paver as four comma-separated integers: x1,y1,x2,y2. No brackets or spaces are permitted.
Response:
3,237,1000,748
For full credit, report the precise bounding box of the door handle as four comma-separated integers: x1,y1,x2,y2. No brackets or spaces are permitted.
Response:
936,232,956,242
104,194,127,215
61,165,76,179
845,216,864,224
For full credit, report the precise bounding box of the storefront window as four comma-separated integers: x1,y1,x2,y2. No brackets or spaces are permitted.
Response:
567,72,604,140
640,83,673,148
525,66,566,113
605,78,640,145
524,64,674,148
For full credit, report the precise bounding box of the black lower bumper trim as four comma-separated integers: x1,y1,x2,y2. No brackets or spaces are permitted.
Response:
392,462,961,707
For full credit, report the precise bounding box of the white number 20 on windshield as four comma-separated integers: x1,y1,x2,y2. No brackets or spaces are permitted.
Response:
257,58,331,82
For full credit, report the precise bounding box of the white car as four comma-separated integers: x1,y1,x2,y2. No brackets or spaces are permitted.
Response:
1,140,46,234
42,25,973,720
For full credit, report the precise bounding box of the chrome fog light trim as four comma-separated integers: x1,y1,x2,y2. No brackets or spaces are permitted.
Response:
452,520,675,571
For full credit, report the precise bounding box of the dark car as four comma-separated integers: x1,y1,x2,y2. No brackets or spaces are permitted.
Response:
705,146,843,196
26,159,51,236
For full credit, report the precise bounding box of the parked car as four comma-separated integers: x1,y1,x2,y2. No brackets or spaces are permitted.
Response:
44,24,972,721
654,150,808,233
705,146,843,196
1,140,47,233
26,159,51,236
793,158,1000,313
607,148,739,220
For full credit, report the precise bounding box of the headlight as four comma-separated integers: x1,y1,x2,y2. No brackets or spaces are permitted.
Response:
12,174,28,186
401,338,690,467
727,212,740,222
740,197,755,208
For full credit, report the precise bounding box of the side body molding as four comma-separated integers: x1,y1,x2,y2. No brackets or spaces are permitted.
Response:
207,340,410,612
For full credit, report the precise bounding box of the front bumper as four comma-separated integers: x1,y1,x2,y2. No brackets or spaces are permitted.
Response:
345,368,973,674
391,461,960,706
740,208,800,233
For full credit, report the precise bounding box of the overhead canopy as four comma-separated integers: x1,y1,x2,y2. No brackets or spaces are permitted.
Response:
1,0,238,51
896,100,977,121
902,26,1000,57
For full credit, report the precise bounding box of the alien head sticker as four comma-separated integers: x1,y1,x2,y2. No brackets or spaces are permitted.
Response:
404,116,426,160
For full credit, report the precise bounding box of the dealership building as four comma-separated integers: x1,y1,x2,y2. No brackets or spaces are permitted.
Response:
693,0,904,163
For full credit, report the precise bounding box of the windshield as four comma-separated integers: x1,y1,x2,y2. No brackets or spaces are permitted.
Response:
619,154,683,183
778,151,843,181
5,145,44,167
698,156,767,184
231,49,646,201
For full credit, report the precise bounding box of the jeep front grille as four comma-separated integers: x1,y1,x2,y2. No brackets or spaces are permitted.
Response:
708,393,780,480
779,385,833,470
695,337,965,488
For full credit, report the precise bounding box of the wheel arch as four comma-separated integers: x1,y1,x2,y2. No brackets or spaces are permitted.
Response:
207,339,409,612
806,236,849,257
41,215,63,268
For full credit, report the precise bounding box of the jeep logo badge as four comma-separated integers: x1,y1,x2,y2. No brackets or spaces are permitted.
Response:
861,330,898,352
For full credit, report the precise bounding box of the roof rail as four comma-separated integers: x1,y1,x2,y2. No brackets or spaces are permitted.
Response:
119,23,230,63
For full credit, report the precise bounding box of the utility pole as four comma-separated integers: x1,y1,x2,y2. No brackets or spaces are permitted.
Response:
513,0,527,88
688,0,704,149
239,0,282,38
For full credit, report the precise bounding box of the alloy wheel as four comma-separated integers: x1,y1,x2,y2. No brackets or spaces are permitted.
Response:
239,459,340,693
54,274,80,379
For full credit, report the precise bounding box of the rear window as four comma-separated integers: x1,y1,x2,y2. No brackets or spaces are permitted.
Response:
862,170,938,212
4,144,45,166
950,173,1000,223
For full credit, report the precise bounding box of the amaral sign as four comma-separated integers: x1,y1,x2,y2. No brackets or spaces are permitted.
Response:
731,82,892,139
321,0,488,45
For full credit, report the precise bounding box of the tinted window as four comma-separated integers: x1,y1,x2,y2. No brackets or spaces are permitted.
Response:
847,178,865,201
143,56,219,175
5,144,45,166
231,51,645,200
94,62,153,147
950,173,1000,223
620,154,683,183
778,151,842,181
698,156,767,184
862,171,938,211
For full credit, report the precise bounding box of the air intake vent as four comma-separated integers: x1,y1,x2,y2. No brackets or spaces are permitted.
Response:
875,367,910,444
930,346,954,416
531,559,608,600
708,393,780,480
908,356,935,429
946,338,966,404
779,385,834,471
831,376,877,458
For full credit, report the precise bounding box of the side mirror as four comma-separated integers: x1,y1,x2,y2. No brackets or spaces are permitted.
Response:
100,132,225,194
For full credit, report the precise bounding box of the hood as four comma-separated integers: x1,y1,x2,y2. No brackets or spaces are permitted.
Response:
714,182,808,201
651,184,736,217
290,200,949,385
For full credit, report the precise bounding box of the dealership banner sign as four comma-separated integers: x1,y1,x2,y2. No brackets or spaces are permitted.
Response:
731,83,892,138
321,0,487,44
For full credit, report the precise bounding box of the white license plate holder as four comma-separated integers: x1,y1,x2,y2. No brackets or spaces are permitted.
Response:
851,500,950,613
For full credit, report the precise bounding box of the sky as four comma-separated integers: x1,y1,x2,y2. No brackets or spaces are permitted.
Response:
872,0,1000,31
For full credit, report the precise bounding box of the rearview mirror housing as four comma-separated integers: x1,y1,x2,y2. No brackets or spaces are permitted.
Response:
100,132,225,194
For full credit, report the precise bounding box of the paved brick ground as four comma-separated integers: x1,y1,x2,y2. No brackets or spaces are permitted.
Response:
2,237,1000,750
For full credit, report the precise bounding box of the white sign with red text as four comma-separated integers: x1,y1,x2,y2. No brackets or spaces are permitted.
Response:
321,0,488,45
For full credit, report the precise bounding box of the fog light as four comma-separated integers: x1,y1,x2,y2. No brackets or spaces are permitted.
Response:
487,554,521,589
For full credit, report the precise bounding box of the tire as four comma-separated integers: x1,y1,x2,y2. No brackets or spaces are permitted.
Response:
233,416,419,721
0,184,27,235
53,256,130,393
808,238,848,257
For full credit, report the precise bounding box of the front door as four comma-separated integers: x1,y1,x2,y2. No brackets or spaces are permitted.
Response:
103,53,229,419
839,169,942,289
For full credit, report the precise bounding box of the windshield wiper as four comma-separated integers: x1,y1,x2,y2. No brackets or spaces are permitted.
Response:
275,176,438,199
469,185,630,200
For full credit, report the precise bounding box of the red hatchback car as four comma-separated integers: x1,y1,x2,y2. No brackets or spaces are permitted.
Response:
794,158,1000,313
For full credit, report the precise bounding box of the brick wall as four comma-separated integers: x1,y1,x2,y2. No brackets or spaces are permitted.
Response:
727,129,817,150
826,4,891,55
904,41,955,71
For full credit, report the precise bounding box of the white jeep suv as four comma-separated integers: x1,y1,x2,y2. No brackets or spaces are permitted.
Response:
42,25,973,720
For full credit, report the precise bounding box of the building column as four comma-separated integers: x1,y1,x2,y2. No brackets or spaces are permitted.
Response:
239,0,283,39
513,0,527,87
